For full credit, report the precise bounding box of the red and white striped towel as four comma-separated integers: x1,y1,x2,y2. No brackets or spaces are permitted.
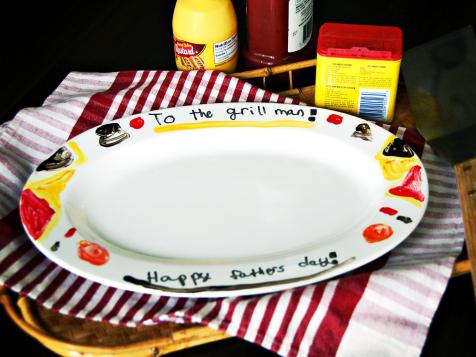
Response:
0,70,465,356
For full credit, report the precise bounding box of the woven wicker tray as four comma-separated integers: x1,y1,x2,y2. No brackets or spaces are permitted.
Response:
1,59,470,357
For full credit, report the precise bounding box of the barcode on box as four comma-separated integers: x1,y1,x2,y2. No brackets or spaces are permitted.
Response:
358,89,389,120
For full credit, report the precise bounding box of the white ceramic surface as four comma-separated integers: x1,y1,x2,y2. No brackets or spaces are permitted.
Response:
19,103,429,297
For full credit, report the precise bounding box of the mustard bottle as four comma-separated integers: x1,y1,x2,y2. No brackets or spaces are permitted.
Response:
173,0,238,72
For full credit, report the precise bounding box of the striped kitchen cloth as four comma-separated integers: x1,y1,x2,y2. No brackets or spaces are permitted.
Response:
0,70,465,356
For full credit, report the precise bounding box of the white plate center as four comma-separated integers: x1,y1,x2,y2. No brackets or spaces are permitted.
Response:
65,128,384,260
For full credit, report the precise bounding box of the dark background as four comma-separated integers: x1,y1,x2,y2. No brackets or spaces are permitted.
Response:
1,0,476,123
1,0,475,355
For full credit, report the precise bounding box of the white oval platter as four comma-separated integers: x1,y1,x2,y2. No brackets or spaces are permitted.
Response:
19,103,428,297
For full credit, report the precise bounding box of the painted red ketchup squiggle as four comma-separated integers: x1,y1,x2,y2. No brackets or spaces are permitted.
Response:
20,189,55,240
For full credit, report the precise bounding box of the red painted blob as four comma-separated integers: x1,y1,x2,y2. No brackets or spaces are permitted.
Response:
64,227,77,238
78,240,110,266
19,189,55,240
380,207,398,216
389,165,425,202
363,223,394,243
129,117,145,129
326,114,343,125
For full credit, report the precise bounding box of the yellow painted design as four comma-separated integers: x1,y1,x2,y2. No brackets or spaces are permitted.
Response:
377,157,419,181
24,170,75,240
374,136,418,181
26,170,74,209
154,120,315,134
67,141,87,166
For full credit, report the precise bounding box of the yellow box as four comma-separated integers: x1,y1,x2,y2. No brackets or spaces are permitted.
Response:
315,23,403,122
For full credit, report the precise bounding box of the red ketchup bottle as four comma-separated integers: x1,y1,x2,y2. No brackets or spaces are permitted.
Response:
243,0,316,68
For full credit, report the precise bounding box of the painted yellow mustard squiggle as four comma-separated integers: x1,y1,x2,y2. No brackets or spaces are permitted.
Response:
154,120,315,134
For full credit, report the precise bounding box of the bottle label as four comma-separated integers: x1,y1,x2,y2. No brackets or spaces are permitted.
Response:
214,33,238,65
288,0,313,53
174,33,238,70
174,38,206,70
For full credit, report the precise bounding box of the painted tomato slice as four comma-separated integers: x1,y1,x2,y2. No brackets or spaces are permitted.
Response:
363,223,394,243
78,240,110,266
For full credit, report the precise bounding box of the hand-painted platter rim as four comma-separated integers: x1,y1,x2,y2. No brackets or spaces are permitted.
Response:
19,103,429,297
